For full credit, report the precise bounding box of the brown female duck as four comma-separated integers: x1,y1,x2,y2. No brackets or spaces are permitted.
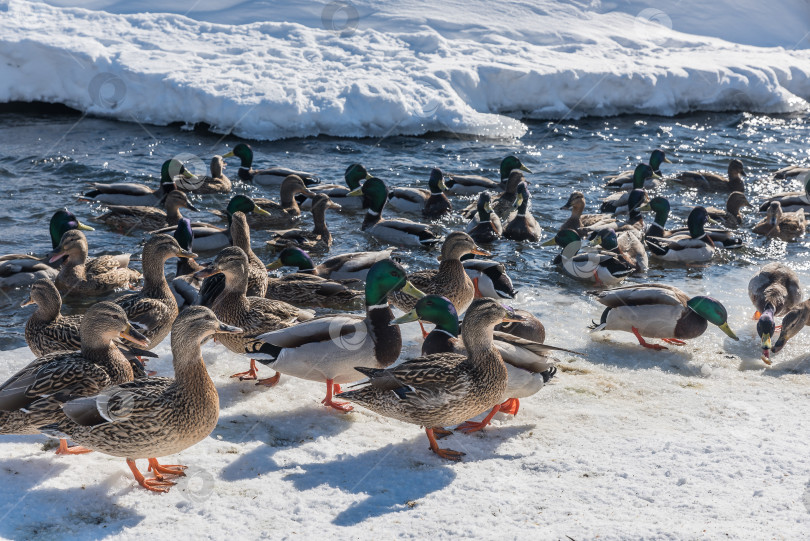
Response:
266,194,342,253
50,230,141,296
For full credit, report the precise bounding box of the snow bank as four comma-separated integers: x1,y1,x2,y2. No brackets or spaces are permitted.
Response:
1,0,809,141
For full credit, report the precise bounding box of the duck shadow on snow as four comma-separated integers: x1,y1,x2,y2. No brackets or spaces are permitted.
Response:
216,406,355,481
762,354,810,375
583,336,720,376
0,457,144,540
285,424,533,527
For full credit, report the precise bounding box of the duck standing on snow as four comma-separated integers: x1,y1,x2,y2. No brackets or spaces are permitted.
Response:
176,155,231,194
445,156,531,195
387,168,452,218
0,302,148,454
674,159,746,192
394,295,580,421
589,284,738,350
254,259,425,412
348,177,441,247
752,202,806,241
194,247,314,384
40,307,241,493
503,182,542,242
748,263,802,364
222,143,319,186
50,230,141,296
604,149,672,189
337,298,514,461
266,194,342,252
266,246,395,282
390,232,490,315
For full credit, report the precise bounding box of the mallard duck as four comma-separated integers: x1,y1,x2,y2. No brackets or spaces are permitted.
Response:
589,284,739,349
748,263,802,364
644,197,742,249
395,295,579,419
298,163,372,211
758,170,810,213
348,177,441,247
50,230,141,296
267,246,395,281
154,195,272,253
41,307,241,492
254,259,424,411
604,149,672,189
387,168,452,218
772,299,810,357
222,143,319,186
0,209,98,289
542,229,634,286
674,159,746,192
465,193,503,243
445,156,532,195
461,170,528,222
559,192,614,232
176,155,231,194
707,192,752,228
337,298,514,460
494,309,545,342
588,228,648,273
583,190,647,235
194,247,314,383
266,194,341,252
772,165,810,179
83,162,179,206
264,272,364,309
239,175,317,229
503,182,542,242
462,257,517,299
0,302,147,454
645,207,716,265
752,202,806,241
93,190,199,233
599,164,658,214
114,235,196,350
169,218,207,308
390,232,489,315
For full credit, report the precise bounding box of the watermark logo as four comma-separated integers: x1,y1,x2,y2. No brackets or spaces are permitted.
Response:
182,469,216,503
171,153,207,191
321,1,360,36
634,8,672,40
329,317,368,351
88,72,127,110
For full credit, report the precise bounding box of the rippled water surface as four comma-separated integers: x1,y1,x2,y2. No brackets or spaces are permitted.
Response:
2,107,809,352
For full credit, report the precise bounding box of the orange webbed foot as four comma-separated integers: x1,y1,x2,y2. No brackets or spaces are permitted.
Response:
426,428,464,461
499,397,520,416
55,439,92,455
322,397,353,412
432,427,453,440
456,405,502,434
256,372,281,387
662,338,686,346
127,459,175,493
231,359,259,381
148,458,187,477
632,327,668,350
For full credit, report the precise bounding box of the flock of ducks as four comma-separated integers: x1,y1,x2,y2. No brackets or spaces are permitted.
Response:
2,144,810,493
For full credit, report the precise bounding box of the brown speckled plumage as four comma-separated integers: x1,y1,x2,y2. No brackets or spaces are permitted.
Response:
229,211,268,297
52,230,141,297
266,194,339,253
0,302,137,435
23,279,82,356
94,191,197,232
265,273,364,309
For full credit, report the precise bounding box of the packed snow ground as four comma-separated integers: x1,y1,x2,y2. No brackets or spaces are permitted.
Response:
1,0,809,140
2,281,810,539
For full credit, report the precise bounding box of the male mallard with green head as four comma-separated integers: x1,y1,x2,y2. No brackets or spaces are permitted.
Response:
222,143,319,186
748,263,802,364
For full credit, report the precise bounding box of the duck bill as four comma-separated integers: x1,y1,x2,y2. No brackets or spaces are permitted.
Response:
20,296,34,307
718,322,739,340
438,178,448,191
77,222,95,231
347,187,364,197
484,202,494,213
761,349,772,365
401,281,426,299
639,203,652,212
541,237,557,247
663,157,672,164
651,172,663,179
176,248,198,259
266,259,283,270
519,164,532,173
391,309,420,325
185,201,200,212
252,206,272,218
513,195,524,208
222,150,235,158
48,251,67,264
327,201,342,210
470,247,491,257
119,324,150,348
194,267,221,280
217,322,243,334
707,216,720,225
182,169,196,180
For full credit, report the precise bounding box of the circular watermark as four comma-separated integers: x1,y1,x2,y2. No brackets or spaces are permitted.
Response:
329,317,368,351
97,389,136,422
415,80,443,120
88,72,127,110
171,153,207,191
182,469,215,503
634,8,672,40
321,1,360,36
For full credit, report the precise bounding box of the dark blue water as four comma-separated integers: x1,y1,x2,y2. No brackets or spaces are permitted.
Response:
2,107,809,350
